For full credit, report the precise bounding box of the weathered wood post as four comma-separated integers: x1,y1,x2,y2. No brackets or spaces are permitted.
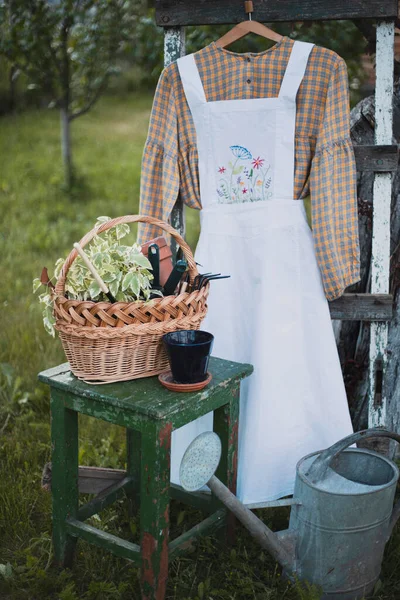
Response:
338,30,400,452
368,22,394,430
164,27,186,257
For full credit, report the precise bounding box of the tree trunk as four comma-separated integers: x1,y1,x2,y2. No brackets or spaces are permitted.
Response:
8,64,16,112
337,89,400,448
60,106,73,189
60,11,73,190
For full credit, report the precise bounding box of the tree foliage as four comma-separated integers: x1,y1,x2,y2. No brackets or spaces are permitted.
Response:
0,0,145,116
0,0,146,185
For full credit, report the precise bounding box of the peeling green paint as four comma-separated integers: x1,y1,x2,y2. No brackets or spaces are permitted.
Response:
39,357,252,599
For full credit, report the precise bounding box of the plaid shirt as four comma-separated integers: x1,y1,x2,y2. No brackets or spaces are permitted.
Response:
139,36,360,300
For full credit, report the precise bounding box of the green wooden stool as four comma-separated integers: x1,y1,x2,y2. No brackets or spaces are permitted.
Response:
39,356,253,600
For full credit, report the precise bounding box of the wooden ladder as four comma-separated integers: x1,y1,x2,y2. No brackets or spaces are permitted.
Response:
155,0,399,431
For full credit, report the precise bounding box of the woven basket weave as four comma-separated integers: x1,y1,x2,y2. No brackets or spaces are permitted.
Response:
53,215,208,383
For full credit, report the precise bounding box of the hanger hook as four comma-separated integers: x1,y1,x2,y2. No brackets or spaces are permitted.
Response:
244,0,253,21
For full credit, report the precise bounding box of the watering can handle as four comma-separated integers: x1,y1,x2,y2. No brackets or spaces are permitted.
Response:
307,428,400,484
307,428,400,537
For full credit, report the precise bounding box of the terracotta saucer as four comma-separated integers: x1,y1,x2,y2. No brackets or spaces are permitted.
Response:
158,371,212,393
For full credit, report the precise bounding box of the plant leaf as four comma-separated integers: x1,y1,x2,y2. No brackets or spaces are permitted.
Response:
54,258,64,279
102,264,119,274
65,284,77,296
43,315,55,337
33,278,42,293
122,272,136,292
129,275,140,297
95,216,111,226
115,223,130,240
0,563,13,580
129,521,137,536
88,280,101,299
92,252,106,268
109,278,120,298
129,253,151,269
198,582,204,599
102,272,117,283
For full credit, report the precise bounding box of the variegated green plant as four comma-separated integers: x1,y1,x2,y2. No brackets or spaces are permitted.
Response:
33,216,156,336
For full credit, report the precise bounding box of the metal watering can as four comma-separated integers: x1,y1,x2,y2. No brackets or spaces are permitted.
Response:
179,429,400,600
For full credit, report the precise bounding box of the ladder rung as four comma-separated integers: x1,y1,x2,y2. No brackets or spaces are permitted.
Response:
156,1,398,27
353,145,398,172
329,293,393,321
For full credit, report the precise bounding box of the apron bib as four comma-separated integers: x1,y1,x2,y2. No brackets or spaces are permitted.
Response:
171,41,353,504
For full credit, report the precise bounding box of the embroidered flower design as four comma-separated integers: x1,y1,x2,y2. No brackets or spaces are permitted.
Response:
230,145,252,160
216,145,273,204
252,156,264,169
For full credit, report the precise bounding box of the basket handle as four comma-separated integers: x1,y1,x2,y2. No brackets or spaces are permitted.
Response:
54,215,198,296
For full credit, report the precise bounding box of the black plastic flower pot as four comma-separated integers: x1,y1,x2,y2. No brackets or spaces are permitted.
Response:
162,330,214,384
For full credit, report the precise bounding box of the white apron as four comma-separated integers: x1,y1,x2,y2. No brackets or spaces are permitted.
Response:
171,41,353,505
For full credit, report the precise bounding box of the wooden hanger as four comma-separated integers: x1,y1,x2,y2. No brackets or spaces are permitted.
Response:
215,1,283,48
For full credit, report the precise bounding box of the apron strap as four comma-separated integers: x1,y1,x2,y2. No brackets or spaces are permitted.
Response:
278,41,314,101
177,54,207,114
275,41,314,199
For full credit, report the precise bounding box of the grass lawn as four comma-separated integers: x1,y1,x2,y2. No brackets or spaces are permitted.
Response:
1,95,400,600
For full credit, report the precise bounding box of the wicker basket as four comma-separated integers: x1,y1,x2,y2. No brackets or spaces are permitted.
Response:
53,215,208,383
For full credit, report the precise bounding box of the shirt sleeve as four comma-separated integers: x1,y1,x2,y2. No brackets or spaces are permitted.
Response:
309,56,361,300
138,65,202,244
137,67,180,243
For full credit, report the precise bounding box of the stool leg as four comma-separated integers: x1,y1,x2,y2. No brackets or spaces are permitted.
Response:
213,383,240,545
140,421,171,600
51,392,79,567
126,428,141,512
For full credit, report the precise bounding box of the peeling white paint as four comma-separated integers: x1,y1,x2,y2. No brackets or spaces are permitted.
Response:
369,21,394,429
164,27,186,67
164,27,186,242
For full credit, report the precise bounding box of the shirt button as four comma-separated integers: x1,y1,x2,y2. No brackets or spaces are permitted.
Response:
247,78,251,84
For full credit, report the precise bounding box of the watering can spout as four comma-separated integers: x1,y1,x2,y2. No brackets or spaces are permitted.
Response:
209,473,297,571
179,432,297,573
